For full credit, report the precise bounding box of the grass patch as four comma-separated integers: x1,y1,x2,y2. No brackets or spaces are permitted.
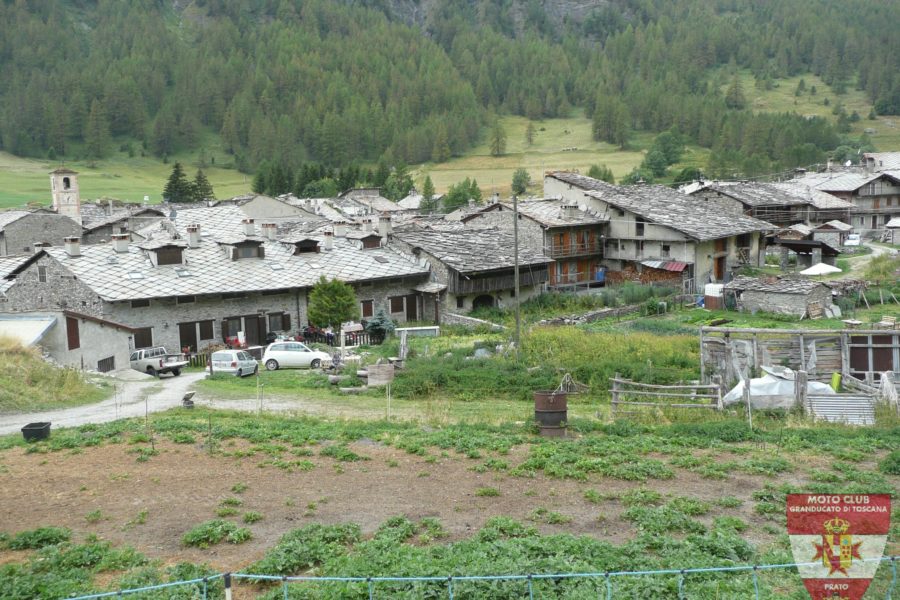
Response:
0,336,111,412
475,487,501,497
181,520,251,548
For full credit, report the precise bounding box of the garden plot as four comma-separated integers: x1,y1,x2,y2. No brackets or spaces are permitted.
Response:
0,411,897,599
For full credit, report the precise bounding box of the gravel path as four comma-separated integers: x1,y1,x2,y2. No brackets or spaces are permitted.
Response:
0,371,207,436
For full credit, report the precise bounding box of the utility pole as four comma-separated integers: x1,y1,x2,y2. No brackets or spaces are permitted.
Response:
513,194,521,358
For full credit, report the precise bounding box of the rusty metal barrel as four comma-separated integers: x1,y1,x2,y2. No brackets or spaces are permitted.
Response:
534,390,568,437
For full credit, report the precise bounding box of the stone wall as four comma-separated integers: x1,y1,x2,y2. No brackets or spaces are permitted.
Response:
1,254,105,315
739,286,832,317
39,312,134,372
0,213,82,255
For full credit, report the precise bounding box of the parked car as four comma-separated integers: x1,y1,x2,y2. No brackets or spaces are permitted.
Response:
262,342,331,370
129,347,189,377
210,350,259,377
845,233,861,246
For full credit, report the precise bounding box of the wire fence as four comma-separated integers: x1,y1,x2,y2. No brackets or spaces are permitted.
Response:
66,555,899,600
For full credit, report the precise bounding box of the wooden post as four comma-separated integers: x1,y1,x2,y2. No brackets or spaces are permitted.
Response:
751,333,759,377
743,380,752,430
699,329,706,383
611,372,620,420
840,332,850,378
795,370,809,415
798,333,805,371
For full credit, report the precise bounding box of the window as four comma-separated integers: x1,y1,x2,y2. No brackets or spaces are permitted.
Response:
661,244,670,257
237,246,260,258
361,300,374,318
268,312,290,332
456,296,465,309
615,208,624,217
222,292,248,300
223,317,241,338
635,218,645,237
97,356,115,372
155,247,183,265
66,316,80,350
38,266,47,283
133,327,153,349
63,177,71,190
362,237,380,249
389,296,405,313
131,299,150,308
198,320,214,340
177,295,195,304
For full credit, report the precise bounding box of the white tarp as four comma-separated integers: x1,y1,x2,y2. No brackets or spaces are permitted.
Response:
723,366,835,409
799,262,841,275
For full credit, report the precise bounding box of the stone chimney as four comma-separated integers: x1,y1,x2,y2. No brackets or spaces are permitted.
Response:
826,159,833,171
186,224,201,248
323,230,334,251
362,217,373,233
33,242,50,254
378,215,392,238
242,218,256,237
64,237,81,257
261,222,278,241
111,233,130,253
334,221,347,237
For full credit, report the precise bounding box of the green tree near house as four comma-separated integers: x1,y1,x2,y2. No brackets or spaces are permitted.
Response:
192,169,215,202
587,164,615,183
511,168,531,196
420,175,437,213
163,162,192,203
307,276,359,328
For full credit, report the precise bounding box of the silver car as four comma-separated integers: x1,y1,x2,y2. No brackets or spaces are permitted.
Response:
262,342,331,370
210,350,259,377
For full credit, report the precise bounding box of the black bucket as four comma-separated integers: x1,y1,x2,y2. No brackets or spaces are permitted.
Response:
22,422,51,442
534,409,567,427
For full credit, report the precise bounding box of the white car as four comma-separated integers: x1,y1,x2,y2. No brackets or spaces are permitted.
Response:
263,342,331,371
210,350,259,377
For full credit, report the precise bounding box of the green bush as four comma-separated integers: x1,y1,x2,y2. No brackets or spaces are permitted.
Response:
181,520,251,548
8,527,71,550
878,450,900,475
248,523,361,575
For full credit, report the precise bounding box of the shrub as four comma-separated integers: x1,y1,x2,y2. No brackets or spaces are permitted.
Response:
248,523,361,575
243,511,264,524
182,520,251,548
8,527,71,549
475,487,501,497
878,450,900,475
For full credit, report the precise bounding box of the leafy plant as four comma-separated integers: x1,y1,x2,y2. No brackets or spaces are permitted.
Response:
8,527,71,550
243,512,264,524
475,487,501,497
181,520,251,548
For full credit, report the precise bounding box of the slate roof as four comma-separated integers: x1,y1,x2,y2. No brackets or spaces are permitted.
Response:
0,211,31,231
0,252,43,296
81,208,166,233
545,171,619,194
815,220,853,232
42,234,428,302
695,182,853,210
725,275,827,295
394,229,553,274
863,152,900,171
792,170,900,193
586,186,774,241
505,199,608,228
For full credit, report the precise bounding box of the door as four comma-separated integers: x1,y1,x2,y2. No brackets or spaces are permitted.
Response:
66,316,80,350
244,315,261,346
405,294,418,321
714,256,726,281
872,215,878,229
178,322,198,353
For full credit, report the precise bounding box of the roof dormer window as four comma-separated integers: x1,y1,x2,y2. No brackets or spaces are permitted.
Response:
155,247,184,265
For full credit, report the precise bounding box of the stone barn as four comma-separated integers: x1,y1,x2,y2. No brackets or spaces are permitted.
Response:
724,276,834,318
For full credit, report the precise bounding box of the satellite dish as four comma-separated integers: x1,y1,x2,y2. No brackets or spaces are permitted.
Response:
844,160,852,167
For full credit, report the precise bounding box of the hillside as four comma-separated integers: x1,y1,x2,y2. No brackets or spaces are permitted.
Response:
0,0,898,202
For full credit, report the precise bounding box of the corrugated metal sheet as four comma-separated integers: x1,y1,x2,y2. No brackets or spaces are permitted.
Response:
808,394,875,426
641,260,689,272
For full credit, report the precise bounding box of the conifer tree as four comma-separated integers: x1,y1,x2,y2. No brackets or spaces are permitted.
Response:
163,162,192,203
725,77,747,109
192,169,215,202
420,175,437,213
489,120,507,156
84,99,111,159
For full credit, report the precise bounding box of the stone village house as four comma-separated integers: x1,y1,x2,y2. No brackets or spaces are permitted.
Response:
544,172,774,291
460,198,607,290
0,206,432,354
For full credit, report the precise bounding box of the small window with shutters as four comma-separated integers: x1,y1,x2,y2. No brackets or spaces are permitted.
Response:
66,316,80,350
389,296,404,313
38,266,47,283
361,300,374,318
282,313,291,331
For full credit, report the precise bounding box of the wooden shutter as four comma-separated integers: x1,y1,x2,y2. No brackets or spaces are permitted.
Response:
282,313,291,330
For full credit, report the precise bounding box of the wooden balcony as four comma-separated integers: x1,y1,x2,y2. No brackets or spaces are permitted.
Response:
545,240,603,258
449,267,548,294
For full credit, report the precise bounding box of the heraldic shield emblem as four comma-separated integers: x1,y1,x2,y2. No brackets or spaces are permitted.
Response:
787,494,891,600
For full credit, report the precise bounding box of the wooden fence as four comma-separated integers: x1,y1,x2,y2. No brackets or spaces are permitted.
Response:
699,327,900,388
610,374,722,419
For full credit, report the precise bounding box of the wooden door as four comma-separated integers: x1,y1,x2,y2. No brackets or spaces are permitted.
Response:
405,294,418,321
178,322,198,353
714,256,726,281
66,316,80,350
244,316,261,346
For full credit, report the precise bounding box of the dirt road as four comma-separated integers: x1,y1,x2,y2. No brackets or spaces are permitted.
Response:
0,371,206,436
843,241,890,278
